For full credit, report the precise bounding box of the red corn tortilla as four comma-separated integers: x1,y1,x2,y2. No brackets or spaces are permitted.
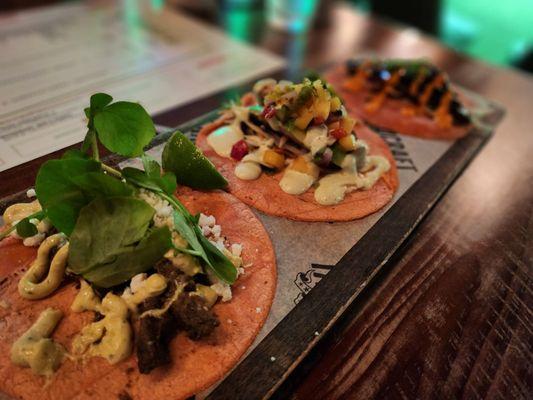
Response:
325,64,471,140
0,188,277,400
196,119,399,222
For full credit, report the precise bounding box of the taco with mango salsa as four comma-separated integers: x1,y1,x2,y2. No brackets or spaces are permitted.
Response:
0,94,276,400
325,58,472,140
196,77,399,221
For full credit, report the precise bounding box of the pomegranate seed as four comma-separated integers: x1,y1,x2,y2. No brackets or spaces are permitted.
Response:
330,128,347,139
230,140,249,161
261,105,276,119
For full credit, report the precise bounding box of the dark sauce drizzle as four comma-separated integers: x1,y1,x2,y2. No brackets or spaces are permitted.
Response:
345,59,471,126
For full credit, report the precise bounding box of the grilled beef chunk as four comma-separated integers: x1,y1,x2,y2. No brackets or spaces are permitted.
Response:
137,316,172,374
136,260,220,373
172,294,219,340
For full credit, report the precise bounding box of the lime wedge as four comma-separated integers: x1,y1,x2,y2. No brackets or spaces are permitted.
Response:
162,130,228,190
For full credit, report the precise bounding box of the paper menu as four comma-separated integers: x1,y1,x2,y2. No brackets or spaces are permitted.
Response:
0,1,285,172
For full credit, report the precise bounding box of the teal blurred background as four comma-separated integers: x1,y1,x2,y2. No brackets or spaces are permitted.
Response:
354,0,533,68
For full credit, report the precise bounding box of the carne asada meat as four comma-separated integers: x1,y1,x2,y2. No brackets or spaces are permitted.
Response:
136,261,220,374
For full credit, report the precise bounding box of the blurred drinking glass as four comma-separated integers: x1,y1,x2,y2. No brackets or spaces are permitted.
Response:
266,0,320,33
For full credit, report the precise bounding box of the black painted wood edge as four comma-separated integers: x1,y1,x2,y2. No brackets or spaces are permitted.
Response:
206,106,505,399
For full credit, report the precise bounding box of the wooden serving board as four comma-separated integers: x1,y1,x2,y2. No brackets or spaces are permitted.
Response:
0,80,505,400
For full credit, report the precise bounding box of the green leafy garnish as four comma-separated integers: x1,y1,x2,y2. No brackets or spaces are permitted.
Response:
168,197,237,284
35,157,133,235
122,154,177,195
15,210,45,238
26,92,237,289
83,93,155,158
68,197,172,288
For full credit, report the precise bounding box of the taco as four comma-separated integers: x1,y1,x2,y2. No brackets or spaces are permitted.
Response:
325,59,472,140
0,94,276,400
196,78,399,222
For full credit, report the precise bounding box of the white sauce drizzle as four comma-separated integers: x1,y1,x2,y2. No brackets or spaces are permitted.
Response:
314,156,390,205
235,162,262,180
303,124,329,156
279,170,316,195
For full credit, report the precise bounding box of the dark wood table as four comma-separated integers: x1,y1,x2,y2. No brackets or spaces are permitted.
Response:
1,3,531,399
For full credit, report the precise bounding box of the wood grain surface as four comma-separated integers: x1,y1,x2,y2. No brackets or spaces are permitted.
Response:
270,5,533,400
1,2,531,399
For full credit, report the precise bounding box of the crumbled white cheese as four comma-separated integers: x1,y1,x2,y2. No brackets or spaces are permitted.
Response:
26,188,36,198
314,331,320,336
198,213,216,228
231,243,242,257
255,307,262,313
211,224,221,239
270,356,276,362
210,281,232,302
210,239,226,252
137,189,173,228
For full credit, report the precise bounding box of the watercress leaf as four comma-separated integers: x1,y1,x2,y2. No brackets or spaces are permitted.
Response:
16,218,38,238
90,93,113,113
122,166,177,195
83,226,172,288
141,153,161,178
62,149,90,160
70,172,134,198
68,196,162,278
14,210,46,238
172,209,237,284
197,232,237,284
80,129,96,154
36,158,102,235
172,210,204,256
159,171,178,195
35,156,133,235
93,101,155,157
122,167,163,193
84,107,91,119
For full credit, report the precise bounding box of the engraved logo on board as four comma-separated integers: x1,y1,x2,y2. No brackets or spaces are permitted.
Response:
377,130,418,172
293,264,334,304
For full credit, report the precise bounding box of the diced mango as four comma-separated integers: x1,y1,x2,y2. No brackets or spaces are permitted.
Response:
313,97,331,122
289,156,319,177
338,134,357,152
263,150,285,169
330,96,342,111
341,116,356,133
294,107,315,130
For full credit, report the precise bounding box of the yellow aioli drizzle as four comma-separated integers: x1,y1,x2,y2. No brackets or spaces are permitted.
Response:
121,274,167,314
71,290,132,365
11,308,65,377
71,280,101,313
314,155,390,205
18,234,69,300
3,200,41,225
